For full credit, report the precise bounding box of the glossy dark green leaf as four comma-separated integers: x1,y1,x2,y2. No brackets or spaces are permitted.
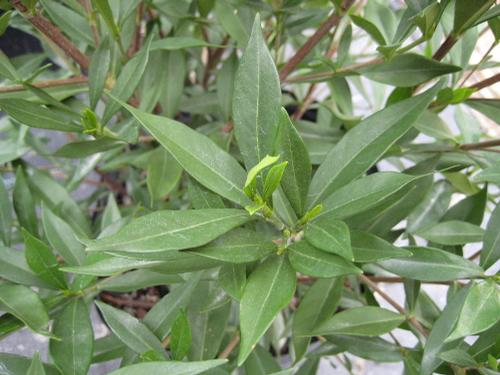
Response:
232,14,281,170
307,83,440,208
379,246,484,281
22,229,67,290
238,255,296,365
416,220,484,245
88,37,111,109
350,231,412,262
99,270,183,292
288,241,361,278
50,299,93,375
86,209,251,253
305,217,352,260
170,309,191,360
102,38,151,123
277,108,312,217
447,281,500,341
107,360,227,375
41,203,85,266
293,278,342,361
147,147,183,203
13,167,37,234
27,353,46,375
188,228,275,263
481,203,500,269
0,177,12,246
308,306,405,337
360,54,461,87
120,102,250,206
0,283,49,334
95,301,166,356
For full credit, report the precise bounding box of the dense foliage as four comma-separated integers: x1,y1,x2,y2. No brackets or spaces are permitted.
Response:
0,0,499,374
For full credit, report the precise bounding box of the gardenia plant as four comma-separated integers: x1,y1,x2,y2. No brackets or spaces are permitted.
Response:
0,0,499,374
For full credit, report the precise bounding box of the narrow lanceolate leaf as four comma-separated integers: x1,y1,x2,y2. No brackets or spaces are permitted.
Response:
170,310,192,360
447,281,500,342
120,102,250,206
107,360,227,375
99,270,183,292
88,37,111,109
481,203,500,269
22,229,67,290
41,203,85,266
307,83,440,208
350,231,412,263
50,299,93,375
277,108,311,217
27,353,46,375
318,172,418,219
379,247,484,281
102,38,151,123
0,246,51,288
219,263,246,300
415,220,484,245
308,306,405,337
232,14,281,170
305,217,352,260
86,209,251,253
0,284,49,334
0,177,12,246
13,167,37,235
238,255,296,365
95,301,166,356
326,335,404,363
288,241,361,278
293,278,343,361
359,54,461,87
147,147,182,203
0,99,81,132
188,228,275,263
91,0,120,39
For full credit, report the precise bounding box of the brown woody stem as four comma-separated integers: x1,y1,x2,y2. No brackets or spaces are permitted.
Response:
218,331,240,359
468,72,500,91
433,34,457,61
460,138,500,150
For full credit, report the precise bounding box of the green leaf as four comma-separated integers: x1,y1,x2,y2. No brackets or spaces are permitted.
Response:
379,246,484,281
214,0,249,46
466,99,500,124
0,354,59,375
305,217,352,261
188,177,226,209
276,108,312,217
232,14,281,170
292,278,342,361
350,15,387,45
22,229,67,290
218,263,246,300
95,301,166,356
288,241,361,278
244,154,280,197
0,177,12,246
360,54,461,87
326,335,404,363
27,353,46,375
119,102,250,206
41,203,85,266
101,193,121,230
319,172,418,219
0,245,51,288
481,203,500,269
13,167,37,235
0,99,81,132
414,110,456,140
453,0,495,35
159,50,186,118
350,231,412,262
170,309,192,360
447,281,500,341
54,137,124,158
147,147,183,204
217,53,238,120
102,38,151,123
421,285,471,375
238,255,296,365
188,228,275,263
0,283,49,334
416,220,484,245
263,162,288,201
50,299,93,375
88,37,111,109
107,360,228,375
307,83,440,208
474,163,500,185
87,209,250,253
439,349,477,367
91,0,120,40
0,10,12,37
0,50,20,81
150,37,221,51
308,306,405,337
99,270,183,292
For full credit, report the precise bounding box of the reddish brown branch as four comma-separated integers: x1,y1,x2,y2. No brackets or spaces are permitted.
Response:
218,331,240,359
0,76,88,93
459,138,500,150
279,0,355,81
11,0,90,71
432,35,457,61
468,72,500,91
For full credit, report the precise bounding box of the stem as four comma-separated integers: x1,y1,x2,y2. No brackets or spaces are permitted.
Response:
11,0,90,71
459,138,500,150
433,34,458,61
279,0,355,81
0,76,88,93
218,331,240,359
359,274,428,337
468,72,500,91
459,40,497,87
